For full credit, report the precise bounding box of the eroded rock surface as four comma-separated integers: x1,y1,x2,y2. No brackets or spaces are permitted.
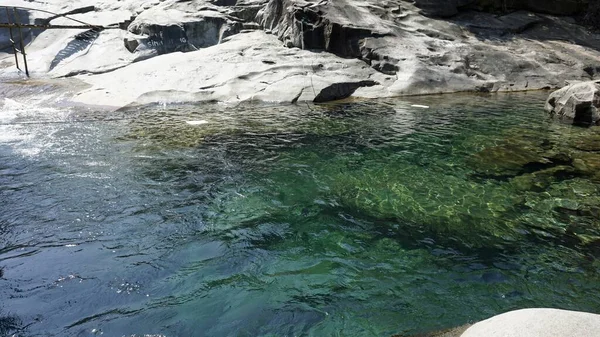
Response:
2,0,600,107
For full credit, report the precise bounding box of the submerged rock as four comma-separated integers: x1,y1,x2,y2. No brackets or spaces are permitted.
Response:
572,152,600,181
469,143,553,177
329,160,525,250
510,165,576,191
545,81,600,126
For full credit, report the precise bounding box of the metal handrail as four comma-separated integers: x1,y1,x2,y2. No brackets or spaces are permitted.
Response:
3,7,28,76
1,5,118,77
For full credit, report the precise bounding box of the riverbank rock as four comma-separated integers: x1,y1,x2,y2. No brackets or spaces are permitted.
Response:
2,0,600,108
461,308,600,337
545,81,600,126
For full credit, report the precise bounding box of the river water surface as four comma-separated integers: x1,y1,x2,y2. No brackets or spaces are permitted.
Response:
1,92,600,336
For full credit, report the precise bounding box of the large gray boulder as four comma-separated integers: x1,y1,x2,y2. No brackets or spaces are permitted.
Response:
545,80,600,126
461,308,600,337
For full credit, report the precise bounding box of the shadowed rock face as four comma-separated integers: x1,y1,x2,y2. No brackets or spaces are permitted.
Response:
258,0,392,58
126,9,242,54
414,0,590,17
584,0,600,29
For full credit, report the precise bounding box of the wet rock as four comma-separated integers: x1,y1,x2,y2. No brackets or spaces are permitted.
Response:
545,81,600,126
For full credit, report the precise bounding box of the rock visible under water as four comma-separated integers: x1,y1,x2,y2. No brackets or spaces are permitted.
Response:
572,152,600,182
469,143,553,177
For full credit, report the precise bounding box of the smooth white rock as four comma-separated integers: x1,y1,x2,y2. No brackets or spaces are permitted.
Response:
461,308,600,337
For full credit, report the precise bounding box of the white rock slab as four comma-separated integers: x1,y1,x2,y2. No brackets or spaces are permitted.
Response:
461,308,600,337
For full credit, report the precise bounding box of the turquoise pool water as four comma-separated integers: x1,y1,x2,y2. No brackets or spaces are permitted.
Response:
1,92,599,336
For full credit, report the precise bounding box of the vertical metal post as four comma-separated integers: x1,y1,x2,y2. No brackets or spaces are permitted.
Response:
5,7,20,71
14,7,29,77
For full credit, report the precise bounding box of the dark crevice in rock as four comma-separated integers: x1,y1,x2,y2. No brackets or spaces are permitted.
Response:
292,7,389,58
360,40,400,75
584,65,600,79
209,0,238,6
291,87,304,104
313,80,378,102
574,102,597,126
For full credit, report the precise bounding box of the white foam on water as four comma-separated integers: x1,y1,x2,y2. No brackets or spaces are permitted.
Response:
1,97,71,123
0,125,34,144
186,120,209,125
411,104,429,109
0,97,74,158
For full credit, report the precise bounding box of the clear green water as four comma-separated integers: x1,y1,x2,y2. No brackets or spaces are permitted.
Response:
1,92,600,337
